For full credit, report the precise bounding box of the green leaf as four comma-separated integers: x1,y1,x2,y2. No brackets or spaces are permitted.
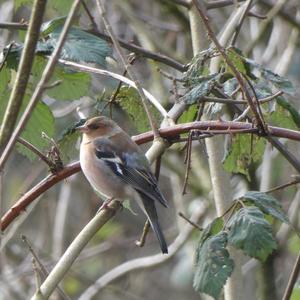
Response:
42,26,113,67
31,56,91,100
276,97,300,128
115,87,161,133
243,191,289,224
223,78,238,96
193,232,234,299
197,217,224,251
244,58,294,95
178,104,197,123
226,48,247,75
227,207,277,261
40,16,67,37
291,286,300,300
223,134,265,180
268,103,298,130
18,99,55,160
182,74,220,104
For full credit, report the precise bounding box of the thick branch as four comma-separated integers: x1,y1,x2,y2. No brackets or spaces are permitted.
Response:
0,0,47,151
2,120,300,232
78,204,206,300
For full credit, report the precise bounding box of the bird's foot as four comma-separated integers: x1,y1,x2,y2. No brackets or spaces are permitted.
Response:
96,197,115,214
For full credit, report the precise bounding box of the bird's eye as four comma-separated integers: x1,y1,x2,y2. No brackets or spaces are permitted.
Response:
87,123,99,130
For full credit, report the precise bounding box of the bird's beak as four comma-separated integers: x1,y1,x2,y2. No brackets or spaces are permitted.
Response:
76,124,89,133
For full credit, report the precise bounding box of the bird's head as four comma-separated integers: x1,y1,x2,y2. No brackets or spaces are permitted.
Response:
76,116,121,139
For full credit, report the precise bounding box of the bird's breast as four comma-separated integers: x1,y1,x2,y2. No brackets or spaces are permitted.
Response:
80,143,128,200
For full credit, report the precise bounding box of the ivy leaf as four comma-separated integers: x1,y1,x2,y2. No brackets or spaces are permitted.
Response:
223,134,265,180
243,191,289,224
193,232,234,299
227,207,277,261
268,103,298,130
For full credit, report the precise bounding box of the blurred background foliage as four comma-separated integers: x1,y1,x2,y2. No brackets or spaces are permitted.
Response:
0,0,300,299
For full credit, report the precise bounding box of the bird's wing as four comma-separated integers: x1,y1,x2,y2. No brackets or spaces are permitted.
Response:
93,138,168,207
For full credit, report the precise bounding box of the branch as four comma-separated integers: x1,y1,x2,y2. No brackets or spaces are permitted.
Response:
0,0,47,151
30,200,121,300
282,252,300,300
0,22,187,72
57,60,169,118
96,0,160,138
78,204,206,300
2,120,300,233
0,0,82,170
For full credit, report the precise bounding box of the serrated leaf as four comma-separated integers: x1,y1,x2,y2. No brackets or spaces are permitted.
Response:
244,58,294,95
227,207,277,261
243,191,289,224
193,232,234,299
223,134,265,180
182,74,220,104
197,217,224,252
115,87,161,133
42,26,113,67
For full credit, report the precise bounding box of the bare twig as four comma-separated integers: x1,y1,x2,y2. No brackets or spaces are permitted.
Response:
135,220,151,248
0,0,47,151
96,0,161,138
182,131,193,195
282,252,300,300
178,211,202,230
17,137,57,171
264,179,300,194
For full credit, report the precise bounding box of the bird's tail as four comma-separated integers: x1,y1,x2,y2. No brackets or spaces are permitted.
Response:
139,193,168,254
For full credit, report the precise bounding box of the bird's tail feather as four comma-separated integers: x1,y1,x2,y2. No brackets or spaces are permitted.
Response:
139,194,168,254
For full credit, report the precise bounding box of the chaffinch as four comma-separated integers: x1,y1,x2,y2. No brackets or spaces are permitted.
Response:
77,116,168,254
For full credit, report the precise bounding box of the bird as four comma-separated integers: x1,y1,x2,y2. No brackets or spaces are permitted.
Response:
77,116,168,254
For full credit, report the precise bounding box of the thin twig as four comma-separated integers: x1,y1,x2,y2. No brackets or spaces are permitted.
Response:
80,0,98,30
0,0,83,170
21,235,71,300
178,212,202,231
282,252,300,300
0,0,47,152
230,0,253,45
264,179,300,194
17,137,57,171
96,0,161,138
182,131,193,195
135,220,151,248
192,0,265,132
